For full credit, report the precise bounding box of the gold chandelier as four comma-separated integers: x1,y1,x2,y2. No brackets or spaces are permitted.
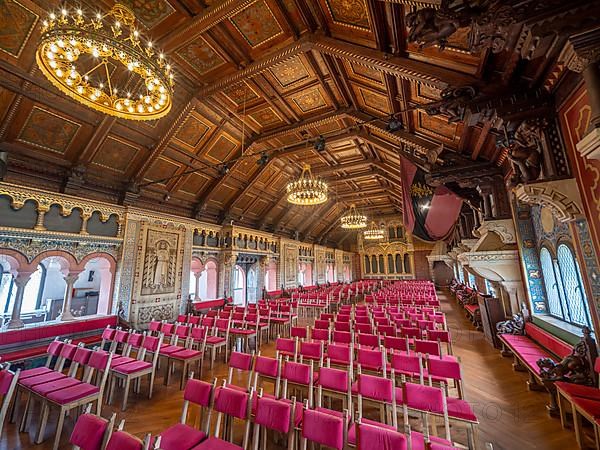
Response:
364,221,385,240
36,4,174,121
340,204,367,229
286,164,328,206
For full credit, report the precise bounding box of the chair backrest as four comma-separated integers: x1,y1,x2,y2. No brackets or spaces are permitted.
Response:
70,413,114,450
201,317,215,328
414,339,441,357
188,315,200,326
176,314,187,323
384,335,409,353
356,373,394,403
327,343,352,365
45,338,65,367
400,327,421,339
427,329,450,343
332,330,352,344
357,333,379,348
106,430,146,450
427,357,461,381
215,318,230,331
356,347,385,371
291,326,308,339
114,329,130,344
356,420,407,450
211,386,253,448
334,322,351,332
301,406,347,450
174,325,190,340
355,323,372,334
403,380,445,415
311,328,330,342
318,366,349,392
299,341,323,364
275,337,296,355
161,323,175,336
228,351,254,389
148,321,161,333
180,377,216,434
0,364,20,435
254,395,294,434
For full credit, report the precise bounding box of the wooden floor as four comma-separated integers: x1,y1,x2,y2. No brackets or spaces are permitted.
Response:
0,290,578,450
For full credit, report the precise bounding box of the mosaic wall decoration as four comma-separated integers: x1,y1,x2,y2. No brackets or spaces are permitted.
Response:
114,219,140,320
175,114,210,148
325,0,370,30
230,0,283,47
292,88,327,113
270,57,310,88
92,136,139,173
575,220,600,317
18,107,80,154
119,0,175,29
176,36,226,75
530,205,571,248
514,201,547,313
0,0,38,57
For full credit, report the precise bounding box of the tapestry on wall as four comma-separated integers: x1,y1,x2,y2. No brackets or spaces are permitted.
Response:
400,157,463,241
141,228,179,295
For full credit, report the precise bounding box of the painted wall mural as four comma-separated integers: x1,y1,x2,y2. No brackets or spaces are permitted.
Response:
141,228,179,295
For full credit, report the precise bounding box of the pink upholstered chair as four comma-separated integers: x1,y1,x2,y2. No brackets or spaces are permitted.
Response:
109,334,163,411
355,346,386,375
100,326,117,352
355,419,407,450
355,322,373,334
357,333,380,349
354,370,397,430
311,327,330,343
281,358,316,407
251,394,296,450
106,419,151,450
36,349,113,450
204,325,228,370
188,315,201,326
334,321,352,332
0,363,19,437
414,339,442,358
300,403,349,450
316,365,352,411
252,353,281,396
148,321,162,336
298,341,324,366
275,336,297,359
391,352,424,383
326,343,353,369
226,351,255,392
314,319,331,330
158,376,216,450
427,357,464,398
332,330,353,346
192,385,254,449
69,407,116,450
383,335,410,354
16,338,65,382
166,339,206,390
291,326,309,339
427,330,453,356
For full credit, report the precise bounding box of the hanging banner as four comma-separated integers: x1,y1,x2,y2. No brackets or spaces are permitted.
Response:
400,157,463,241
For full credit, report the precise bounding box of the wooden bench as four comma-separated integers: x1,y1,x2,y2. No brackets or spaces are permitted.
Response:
0,315,117,367
499,321,576,415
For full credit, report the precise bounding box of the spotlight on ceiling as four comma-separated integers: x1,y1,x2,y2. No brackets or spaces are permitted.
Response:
313,135,326,152
219,163,230,176
386,116,403,132
257,152,269,166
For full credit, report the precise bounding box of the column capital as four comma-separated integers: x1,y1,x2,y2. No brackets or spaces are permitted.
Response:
14,272,33,287
64,271,83,284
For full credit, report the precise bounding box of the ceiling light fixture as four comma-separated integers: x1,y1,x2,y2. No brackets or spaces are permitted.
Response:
363,221,385,240
36,4,174,120
340,203,367,229
286,164,328,206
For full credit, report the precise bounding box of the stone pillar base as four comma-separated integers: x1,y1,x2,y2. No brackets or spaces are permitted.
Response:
6,318,24,329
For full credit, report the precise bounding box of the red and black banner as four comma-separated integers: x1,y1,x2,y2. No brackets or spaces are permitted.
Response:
400,157,462,242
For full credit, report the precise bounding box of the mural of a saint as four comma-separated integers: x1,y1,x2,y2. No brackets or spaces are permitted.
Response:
154,241,170,287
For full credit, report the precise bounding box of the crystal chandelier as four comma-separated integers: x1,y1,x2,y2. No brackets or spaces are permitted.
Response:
340,204,367,229
286,164,328,206
36,4,174,121
364,221,385,240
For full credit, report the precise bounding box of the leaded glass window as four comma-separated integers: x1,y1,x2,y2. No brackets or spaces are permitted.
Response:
540,247,564,318
556,244,591,327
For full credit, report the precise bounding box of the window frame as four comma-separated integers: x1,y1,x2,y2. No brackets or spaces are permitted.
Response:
538,242,592,329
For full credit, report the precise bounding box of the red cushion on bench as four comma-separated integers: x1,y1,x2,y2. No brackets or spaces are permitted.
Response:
72,334,103,346
556,382,600,402
524,323,572,359
572,397,600,418
464,304,479,314
0,345,49,363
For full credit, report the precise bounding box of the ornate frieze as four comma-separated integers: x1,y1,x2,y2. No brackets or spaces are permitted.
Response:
474,219,517,245
514,179,584,223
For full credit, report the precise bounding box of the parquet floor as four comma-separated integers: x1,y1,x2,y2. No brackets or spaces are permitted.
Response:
0,290,578,450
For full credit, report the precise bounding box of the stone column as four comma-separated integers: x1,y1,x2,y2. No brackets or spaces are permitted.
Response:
34,206,49,231
59,272,81,321
6,272,32,329
80,212,91,235
500,280,525,316
194,271,201,300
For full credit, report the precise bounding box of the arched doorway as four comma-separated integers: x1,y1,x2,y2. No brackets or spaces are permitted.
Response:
297,263,306,286
233,265,246,305
265,260,277,292
189,258,218,300
247,266,257,304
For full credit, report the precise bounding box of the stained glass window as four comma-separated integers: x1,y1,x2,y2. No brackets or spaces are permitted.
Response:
556,244,591,327
539,247,564,318
468,273,476,289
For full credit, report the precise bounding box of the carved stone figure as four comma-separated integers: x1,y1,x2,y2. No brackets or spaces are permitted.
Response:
421,86,477,123
536,327,598,386
496,313,525,335
406,1,518,54
503,120,544,185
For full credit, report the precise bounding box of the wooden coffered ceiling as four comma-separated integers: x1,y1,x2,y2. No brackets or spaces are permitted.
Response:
0,0,563,248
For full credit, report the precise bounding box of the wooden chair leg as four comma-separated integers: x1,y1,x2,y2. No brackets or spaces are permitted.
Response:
19,392,32,432
572,404,585,449
52,408,66,450
35,402,50,444
122,378,131,411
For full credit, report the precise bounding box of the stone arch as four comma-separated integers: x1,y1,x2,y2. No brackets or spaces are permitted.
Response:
30,250,78,272
0,248,33,273
78,251,117,272
515,181,583,223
